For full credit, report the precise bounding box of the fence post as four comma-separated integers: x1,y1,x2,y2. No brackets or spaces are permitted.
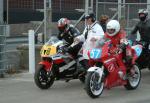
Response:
85,0,89,15
147,0,150,18
0,25,6,77
28,30,35,74
0,0,3,24
118,0,122,20
85,0,89,26
44,0,47,43
96,0,98,20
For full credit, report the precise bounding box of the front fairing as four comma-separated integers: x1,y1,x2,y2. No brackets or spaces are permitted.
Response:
88,41,110,61
40,36,64,57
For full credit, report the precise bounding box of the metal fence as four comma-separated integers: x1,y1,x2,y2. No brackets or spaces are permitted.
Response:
4,0,44,24
96,2,150,34
3,1,150,73
0,25,6,75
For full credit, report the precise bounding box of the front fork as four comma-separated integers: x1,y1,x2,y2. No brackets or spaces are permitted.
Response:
88,66,104,83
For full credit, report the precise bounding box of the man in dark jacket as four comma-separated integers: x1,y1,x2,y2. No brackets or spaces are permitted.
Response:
131,9,150,44
130,9,150,68
57,18,88,77
57,18,82,57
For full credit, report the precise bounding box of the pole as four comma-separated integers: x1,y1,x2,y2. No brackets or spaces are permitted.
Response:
85,0,89,26
0,0,3,24
49,0,51,9
32,0,35,10
91,0,93,12
85,0,89,16
122,0,125,19
147,0,150,18
127,4,130,34
44,0,47,43
47,0,52,38
28,30,35,74
118,0,122,20
7,0,9,24
96,0,98,20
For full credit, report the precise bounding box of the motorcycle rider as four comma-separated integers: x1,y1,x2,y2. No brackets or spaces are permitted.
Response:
130,9,150,68
130,9,150,48
105,20,133,68
57,18,82,57
130,9,150,44
74,12,105,67
57,18,88,76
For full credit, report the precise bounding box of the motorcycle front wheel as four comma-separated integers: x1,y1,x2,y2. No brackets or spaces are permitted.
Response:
124,64,141,90
85,72,104,98
34,65,55,89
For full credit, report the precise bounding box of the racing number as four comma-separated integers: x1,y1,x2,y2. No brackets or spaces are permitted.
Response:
46,48,51,55
90,49,101,59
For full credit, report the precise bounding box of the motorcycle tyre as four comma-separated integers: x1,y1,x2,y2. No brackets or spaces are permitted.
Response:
34,65,55,89
85,72,104,98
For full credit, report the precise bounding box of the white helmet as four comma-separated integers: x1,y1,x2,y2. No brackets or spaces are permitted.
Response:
106,20,120,37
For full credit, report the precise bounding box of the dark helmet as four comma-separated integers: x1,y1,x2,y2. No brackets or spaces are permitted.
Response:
85,12,96,22
57,18,70,31
138,9,148,21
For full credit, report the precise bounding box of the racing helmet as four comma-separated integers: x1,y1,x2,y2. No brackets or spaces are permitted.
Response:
106,20,120,37
138,9,148,21
57,18,70,31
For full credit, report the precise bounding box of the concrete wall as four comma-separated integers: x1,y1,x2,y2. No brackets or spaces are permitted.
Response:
16,44,42,70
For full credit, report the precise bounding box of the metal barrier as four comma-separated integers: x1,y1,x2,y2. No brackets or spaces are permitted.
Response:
0,25,6,75
96,2,150,35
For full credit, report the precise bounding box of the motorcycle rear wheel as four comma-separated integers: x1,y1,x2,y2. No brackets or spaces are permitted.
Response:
124,64,141,90
34,65,55,89
85,72,104,98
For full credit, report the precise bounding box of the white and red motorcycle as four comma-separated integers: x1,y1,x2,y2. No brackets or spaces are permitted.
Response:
34,36,86,89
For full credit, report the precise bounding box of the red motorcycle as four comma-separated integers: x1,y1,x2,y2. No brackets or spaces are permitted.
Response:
85,41,142,98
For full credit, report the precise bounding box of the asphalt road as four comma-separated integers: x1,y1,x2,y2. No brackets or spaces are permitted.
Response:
0,69,150,103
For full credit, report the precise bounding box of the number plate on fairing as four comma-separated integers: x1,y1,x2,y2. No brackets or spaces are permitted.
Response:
40,45,57,57
132,45,142,57
90,48,102,59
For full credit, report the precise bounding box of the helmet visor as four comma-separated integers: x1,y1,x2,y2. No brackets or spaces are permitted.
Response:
139,13,146,17
58,26,65,31
107,29,115,35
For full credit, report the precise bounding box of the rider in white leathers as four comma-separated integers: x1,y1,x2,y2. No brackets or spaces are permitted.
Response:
75,13,105,60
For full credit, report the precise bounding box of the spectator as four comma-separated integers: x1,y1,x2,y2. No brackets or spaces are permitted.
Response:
99,15,109,32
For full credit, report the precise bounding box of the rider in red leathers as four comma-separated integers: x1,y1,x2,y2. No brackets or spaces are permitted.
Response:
105,20,134,69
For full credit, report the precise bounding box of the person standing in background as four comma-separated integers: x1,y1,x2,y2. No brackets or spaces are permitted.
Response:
99,15,109,32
